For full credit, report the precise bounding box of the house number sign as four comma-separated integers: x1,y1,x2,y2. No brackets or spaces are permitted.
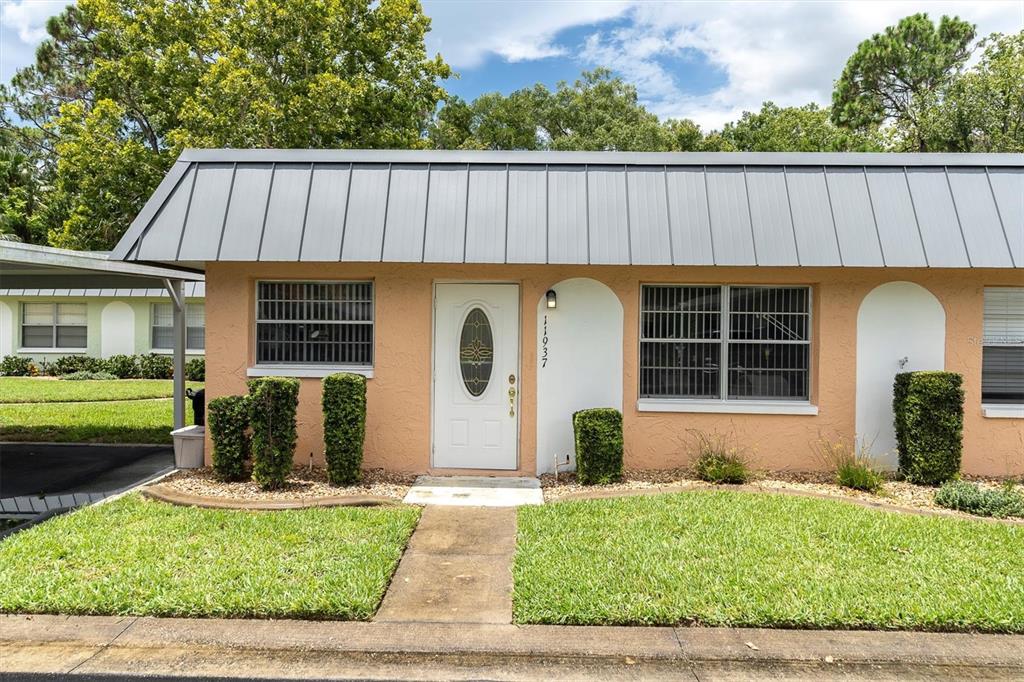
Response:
541,314,549,368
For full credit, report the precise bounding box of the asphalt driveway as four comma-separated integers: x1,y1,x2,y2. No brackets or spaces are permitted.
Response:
0,444,173,497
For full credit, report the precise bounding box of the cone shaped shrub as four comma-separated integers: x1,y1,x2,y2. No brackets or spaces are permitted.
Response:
322,373,367,485
247,377,300,490
573,408,623,485
208,395,250,482
893,371,964,485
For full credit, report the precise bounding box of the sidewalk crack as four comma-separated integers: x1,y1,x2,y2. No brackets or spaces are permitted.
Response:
65,616,138,674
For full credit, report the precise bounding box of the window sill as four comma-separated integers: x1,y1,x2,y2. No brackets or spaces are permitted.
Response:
247,365,374,379
637,399,819,416
17,348,87,354
982,405,1024,419
150,349,206,355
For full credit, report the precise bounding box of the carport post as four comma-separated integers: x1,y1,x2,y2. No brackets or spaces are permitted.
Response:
163,278,186,430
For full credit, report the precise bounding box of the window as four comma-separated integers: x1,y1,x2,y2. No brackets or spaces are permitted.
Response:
256,281,373,366
982,288,1024,405
640,285,811,402
152,303,205,350
21,303,87,349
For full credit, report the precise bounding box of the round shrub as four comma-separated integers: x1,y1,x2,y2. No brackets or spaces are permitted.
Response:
934,480,1024,518
104,354,141,379
893,371,964,485
139,353,174,379
208,395,250,482
50,355,106,376
0,355,36,376
60,370,119,381
185,357,205,382
573,408,623,485
322,373,367,485
247,376,300,490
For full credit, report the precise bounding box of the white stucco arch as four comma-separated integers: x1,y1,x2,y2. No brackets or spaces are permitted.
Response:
536,277,623,475
100,301,135,358
0,301,12,358
856,281,946,469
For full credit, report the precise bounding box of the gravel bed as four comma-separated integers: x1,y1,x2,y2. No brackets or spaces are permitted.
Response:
540,468,1017,518
159,467,415,501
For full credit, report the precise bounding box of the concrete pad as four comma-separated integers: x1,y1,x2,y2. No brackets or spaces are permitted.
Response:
404,476,543,507
375,506,516,624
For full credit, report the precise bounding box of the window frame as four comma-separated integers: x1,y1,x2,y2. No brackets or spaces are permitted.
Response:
19,302,88,351
638,283,815,412
250,279,375,377
981,286,1024,414
151,302,206,352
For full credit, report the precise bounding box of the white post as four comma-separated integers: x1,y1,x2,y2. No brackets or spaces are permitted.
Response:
164,278,186,430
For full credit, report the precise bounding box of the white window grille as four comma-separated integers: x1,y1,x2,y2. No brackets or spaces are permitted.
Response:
22,302,87,349
982,288,1024,405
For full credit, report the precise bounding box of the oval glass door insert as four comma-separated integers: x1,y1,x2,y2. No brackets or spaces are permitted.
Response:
459,307,494,397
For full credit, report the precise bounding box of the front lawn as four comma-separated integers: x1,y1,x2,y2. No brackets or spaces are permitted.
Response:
0,399,193,443
514,490,1024,632
0,494,420,619
0,377,202,403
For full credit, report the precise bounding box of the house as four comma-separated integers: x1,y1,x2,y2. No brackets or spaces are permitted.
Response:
111,149,1023,477
0,252,205,365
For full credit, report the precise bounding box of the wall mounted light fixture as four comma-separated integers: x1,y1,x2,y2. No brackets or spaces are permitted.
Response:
545,290,557,309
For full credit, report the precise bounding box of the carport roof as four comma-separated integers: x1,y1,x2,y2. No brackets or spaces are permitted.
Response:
111,149,1024,269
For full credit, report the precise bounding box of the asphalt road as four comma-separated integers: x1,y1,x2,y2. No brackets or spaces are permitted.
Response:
0,443,173,497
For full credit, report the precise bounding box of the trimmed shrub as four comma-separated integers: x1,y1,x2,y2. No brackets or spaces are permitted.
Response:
893,371,964,485
812,436,884,493
139,353,174,379
247,376,300,490
934,480,1024,519
322,373,367,485
572,408,623,485
49,355,106,376
0,355,35,376
104,354,141,379
185,357,205,382
691,430,751,484
208,395,250,482
60,370,118,381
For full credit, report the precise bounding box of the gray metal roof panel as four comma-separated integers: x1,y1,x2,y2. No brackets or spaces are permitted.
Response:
464,165,508,263
259,163,311,261
744,167,798,266
382,165,429,262
547,167,588,264
865,168,928,267
823,168,884,267
946,168,1014,268
299,164,350,261
587,167,631,265
506,166,547,264
705,167,756,266
219,163,272,260
178,163,233,262
988,168,1023,268
341,164,390,262
135,164,196,261
423,165,468,263
664,167,714,265
905,167,970,267
786,167,842,266
626,167,672,265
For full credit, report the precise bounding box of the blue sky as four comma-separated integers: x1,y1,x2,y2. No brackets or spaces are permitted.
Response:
3,0,1022,130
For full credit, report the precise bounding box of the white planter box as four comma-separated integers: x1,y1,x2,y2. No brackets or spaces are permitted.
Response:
171,425,206,469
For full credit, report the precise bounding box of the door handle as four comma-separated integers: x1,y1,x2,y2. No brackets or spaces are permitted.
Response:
508,385,517,417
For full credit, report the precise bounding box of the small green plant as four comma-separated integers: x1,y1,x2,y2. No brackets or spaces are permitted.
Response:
207,395,250,481
812,436,885,493
185,357,205,382
104,354,141,379
139,353,174,379
0,355,35,376
50,355,106,376
247,376,300,490
893,371,964,485
934,480,1024,519
690,430,751,484
322,373,367,485
60,370,119,381
572,408,624,485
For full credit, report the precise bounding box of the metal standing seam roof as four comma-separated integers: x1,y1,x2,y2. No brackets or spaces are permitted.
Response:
112,149,1024,269
0,282,205,298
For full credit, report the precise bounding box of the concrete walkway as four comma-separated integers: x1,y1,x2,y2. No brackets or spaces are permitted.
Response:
4,614,1023,680
376,505,516,623
403,475,543,506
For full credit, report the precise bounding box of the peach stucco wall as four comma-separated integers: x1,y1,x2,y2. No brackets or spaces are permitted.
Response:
204,262,1024,477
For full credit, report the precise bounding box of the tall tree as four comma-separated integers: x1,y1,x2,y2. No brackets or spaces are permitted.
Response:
831,13,976,151
2,0,449,250
715,102,883,152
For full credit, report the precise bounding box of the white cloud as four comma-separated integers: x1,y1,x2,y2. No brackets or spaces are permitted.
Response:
1,0,67,44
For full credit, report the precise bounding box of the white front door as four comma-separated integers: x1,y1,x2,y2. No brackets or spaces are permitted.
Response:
433,283,519,470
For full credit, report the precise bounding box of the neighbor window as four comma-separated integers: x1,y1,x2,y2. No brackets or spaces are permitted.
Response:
21,302,87,349
640,285,811,401
255,281,373,366
152,303,205,350
982,288,1024,405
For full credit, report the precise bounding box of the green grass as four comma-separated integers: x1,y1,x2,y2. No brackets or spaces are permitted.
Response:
514,490,1024,632
0,377,202,403
0,399,194,443
0,494,420,619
